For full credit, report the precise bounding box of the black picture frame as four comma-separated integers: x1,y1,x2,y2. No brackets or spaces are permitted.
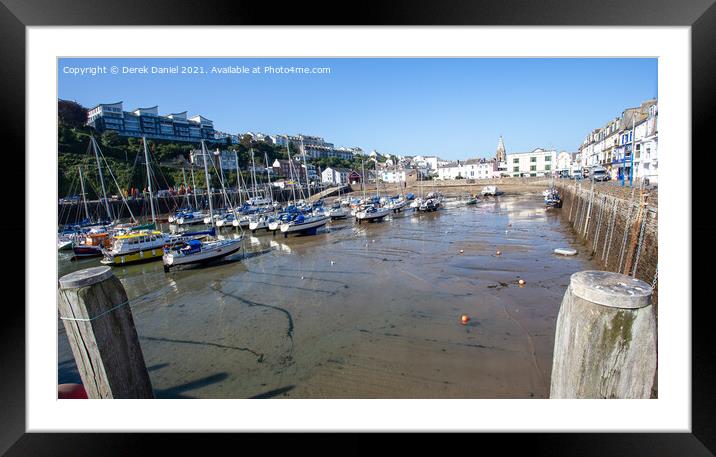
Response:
3,0,713,454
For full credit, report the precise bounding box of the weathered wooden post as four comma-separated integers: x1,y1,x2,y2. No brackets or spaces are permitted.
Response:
58,266,154,399
550,270,655,398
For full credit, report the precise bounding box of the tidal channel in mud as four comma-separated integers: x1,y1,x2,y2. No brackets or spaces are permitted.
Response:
58,194,597,398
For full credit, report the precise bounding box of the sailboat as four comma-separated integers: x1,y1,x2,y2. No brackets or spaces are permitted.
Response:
163,140,243,270
384,164,407,213
101,137,173,265
70,138,132,258
279,211,329,236
355,159,390,222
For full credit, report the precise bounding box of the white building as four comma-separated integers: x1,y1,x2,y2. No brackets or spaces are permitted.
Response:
556,151,574,172
380,169,408,183
190,148,237,170
321,167,350,185
412,155,440,171
506,148,557,177
436,159,499,180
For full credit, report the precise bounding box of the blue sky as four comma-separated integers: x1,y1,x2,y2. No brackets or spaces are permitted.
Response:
58,58,657,160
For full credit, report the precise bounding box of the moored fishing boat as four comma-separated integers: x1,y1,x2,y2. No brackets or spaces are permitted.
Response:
72,231,112,258
544,188,563,208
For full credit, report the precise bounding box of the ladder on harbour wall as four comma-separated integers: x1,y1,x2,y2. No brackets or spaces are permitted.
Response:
557,182,657,288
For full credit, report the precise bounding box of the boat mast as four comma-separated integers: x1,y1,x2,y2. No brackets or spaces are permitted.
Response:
181,167,190,208
264,152,274,202
301,138,311,200
78,166,90,221
201,140,215,227
216,148,229,209
287,141,297,202
234,150,242,206
142,136,157,226
250,148,258,200
190,164,199,209
361,158,366,201
90,136,112,220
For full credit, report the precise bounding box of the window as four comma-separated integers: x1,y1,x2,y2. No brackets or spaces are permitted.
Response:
530,173,536,177
530,165,537,171
545,165,551,171
513,166,519,172
530,157,536,162
513,158,519,164
545,156,551,162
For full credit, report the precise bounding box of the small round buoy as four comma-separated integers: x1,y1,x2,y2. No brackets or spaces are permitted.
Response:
301,276,304,280
554,248,577,256
496,250,501,256
372,239,375,243
460,314,470,325
330,260,335,265
518,279,526,286
459,249,464,254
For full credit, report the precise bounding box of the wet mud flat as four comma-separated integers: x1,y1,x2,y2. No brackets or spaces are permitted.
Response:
58,194,597,398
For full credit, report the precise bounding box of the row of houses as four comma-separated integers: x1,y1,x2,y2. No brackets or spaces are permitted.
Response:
576,98,658,182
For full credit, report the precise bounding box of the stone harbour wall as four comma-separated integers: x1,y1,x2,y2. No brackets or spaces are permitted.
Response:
556,181,658,308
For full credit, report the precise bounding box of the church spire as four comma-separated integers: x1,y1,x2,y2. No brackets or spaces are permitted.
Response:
496,135,506,162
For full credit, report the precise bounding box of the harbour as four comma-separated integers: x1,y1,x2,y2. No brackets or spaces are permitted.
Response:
58,192,598,398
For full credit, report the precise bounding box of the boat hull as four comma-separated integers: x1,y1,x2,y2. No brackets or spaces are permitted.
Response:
280,217,329,235
101,247,165,265
163,240,243,269
72,245,103,258
356,209,390,222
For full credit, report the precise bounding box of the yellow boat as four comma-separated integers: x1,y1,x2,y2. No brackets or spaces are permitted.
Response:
100,231,173,266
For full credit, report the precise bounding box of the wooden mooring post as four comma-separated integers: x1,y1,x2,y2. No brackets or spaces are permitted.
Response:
550,270,656,398
58,266,154,399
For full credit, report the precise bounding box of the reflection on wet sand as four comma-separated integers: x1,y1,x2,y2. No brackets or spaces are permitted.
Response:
58,194,593,398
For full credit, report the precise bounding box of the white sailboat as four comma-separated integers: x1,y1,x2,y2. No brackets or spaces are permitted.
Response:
163,140,243,270
279,213,329,236
355,205,390,222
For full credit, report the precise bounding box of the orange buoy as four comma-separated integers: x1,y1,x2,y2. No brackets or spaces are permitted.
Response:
518,279,526,286
460,314,470,325
496,250,501,256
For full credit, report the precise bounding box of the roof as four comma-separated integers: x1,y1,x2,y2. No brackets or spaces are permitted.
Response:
89,101,124,111
115,230,162,239
324,167,351,173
